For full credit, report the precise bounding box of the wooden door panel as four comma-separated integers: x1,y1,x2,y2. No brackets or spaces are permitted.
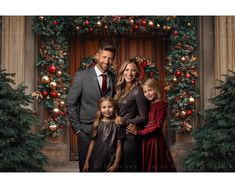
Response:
69,35,168,160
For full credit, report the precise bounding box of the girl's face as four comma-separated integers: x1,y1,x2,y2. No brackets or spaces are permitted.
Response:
142,85,159,102
123,63,138,83
100,100,115,119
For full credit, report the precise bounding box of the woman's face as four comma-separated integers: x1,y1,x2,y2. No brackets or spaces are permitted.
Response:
123,63,138,83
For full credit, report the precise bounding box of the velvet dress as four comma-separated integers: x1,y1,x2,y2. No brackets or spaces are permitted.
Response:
137,100,176,172
89,120,125,172
118,86,148,172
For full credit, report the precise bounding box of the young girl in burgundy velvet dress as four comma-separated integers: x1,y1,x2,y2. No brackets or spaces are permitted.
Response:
83,97,124,172
127,79,176,172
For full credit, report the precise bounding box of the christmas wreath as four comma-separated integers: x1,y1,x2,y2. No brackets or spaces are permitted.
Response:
79,56,159,81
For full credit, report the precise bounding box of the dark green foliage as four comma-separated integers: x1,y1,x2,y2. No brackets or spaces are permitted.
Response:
0,69,47,172
182,71,235,172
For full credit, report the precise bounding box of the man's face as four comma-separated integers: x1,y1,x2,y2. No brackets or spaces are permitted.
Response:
96,50,114,72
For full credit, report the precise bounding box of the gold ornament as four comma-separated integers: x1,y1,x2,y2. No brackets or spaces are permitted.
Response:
56,71,62,77
75,26,80,31
41,75,50,84
191,56,197,62
53,108,60,115
173,76,177,82
129,19,134,25
148,20,154,27
181,56,186,62
39,16,44,20
187,22,191,27
50,81,57,89
188,96,195,105
57,93,61,98
180,110,187,118
96,21,102,27
49,124,57,132
156,23,160,29
59,100,65,108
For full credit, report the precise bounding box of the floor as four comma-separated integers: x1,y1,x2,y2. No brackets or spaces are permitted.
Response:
45,161,80,172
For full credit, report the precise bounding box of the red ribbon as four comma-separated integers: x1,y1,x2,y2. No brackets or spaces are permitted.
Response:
139,60,148,80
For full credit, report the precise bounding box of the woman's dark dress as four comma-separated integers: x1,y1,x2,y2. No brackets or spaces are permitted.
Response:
89,120,125,172
118,86,148,172
137,100,176,172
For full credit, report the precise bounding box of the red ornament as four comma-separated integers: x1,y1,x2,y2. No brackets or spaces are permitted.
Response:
134,25,139,29
141,20,147,26
185,73,191,78
42,91,48,97
52,20,59,25
186,109,193,116
175,70,181,77
172,30,179,36
60,111,66,116
59,125,63,129
84,20,90,25
49,65,57,73
191,80,196,85
89,27,94,32
50,91,58,98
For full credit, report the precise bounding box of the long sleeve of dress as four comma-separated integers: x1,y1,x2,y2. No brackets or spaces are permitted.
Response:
124,87,148,126
137,101,167,136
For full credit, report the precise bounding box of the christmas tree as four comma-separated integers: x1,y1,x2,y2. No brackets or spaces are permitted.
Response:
182,71,235,171
0,69,47,172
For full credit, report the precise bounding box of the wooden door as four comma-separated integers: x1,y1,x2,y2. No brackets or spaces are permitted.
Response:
68,34,168,160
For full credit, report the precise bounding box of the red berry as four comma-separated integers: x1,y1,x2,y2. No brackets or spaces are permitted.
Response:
49,65,57,73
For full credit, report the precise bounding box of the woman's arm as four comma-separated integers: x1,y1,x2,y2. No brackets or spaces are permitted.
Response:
83,140,95,172
107,140,122,172
124,87,148,126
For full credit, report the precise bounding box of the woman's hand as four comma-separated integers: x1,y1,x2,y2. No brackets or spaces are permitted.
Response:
126,124,138,135
115,116,124,126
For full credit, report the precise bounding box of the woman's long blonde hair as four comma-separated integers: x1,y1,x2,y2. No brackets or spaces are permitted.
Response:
114,58,140,101
92,97,117,137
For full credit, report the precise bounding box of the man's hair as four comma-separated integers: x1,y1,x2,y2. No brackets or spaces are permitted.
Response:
99,42,116,58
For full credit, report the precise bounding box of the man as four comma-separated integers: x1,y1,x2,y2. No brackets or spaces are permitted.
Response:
66,42,116,171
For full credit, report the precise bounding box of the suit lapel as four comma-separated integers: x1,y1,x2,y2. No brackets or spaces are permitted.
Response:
90,68,102,97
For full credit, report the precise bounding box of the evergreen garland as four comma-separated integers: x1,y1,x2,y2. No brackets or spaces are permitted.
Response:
182,71,235,171
32,16,199,135
0,69,47,171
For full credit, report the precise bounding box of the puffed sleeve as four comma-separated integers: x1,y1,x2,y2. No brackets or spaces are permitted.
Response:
138,101,167,136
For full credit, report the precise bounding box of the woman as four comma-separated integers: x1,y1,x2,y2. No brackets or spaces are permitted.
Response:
114,58,148,172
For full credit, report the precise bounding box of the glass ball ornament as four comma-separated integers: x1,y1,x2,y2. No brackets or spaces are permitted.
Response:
41,75,50,84
49,124,57,132
50,81,57,89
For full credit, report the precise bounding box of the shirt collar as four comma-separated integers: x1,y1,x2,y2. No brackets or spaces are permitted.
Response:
94,65,108,77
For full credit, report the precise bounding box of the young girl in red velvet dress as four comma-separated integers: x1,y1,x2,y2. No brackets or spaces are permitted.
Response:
127,79,176,172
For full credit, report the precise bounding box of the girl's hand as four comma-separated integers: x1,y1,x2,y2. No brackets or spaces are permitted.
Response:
115,116,124,126
126,124,138,135
107,164,118,172
82,162,89,172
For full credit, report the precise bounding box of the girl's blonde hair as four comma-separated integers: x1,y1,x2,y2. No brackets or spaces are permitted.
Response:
142,78,163,99
114,58,140,101
92,97,117,137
